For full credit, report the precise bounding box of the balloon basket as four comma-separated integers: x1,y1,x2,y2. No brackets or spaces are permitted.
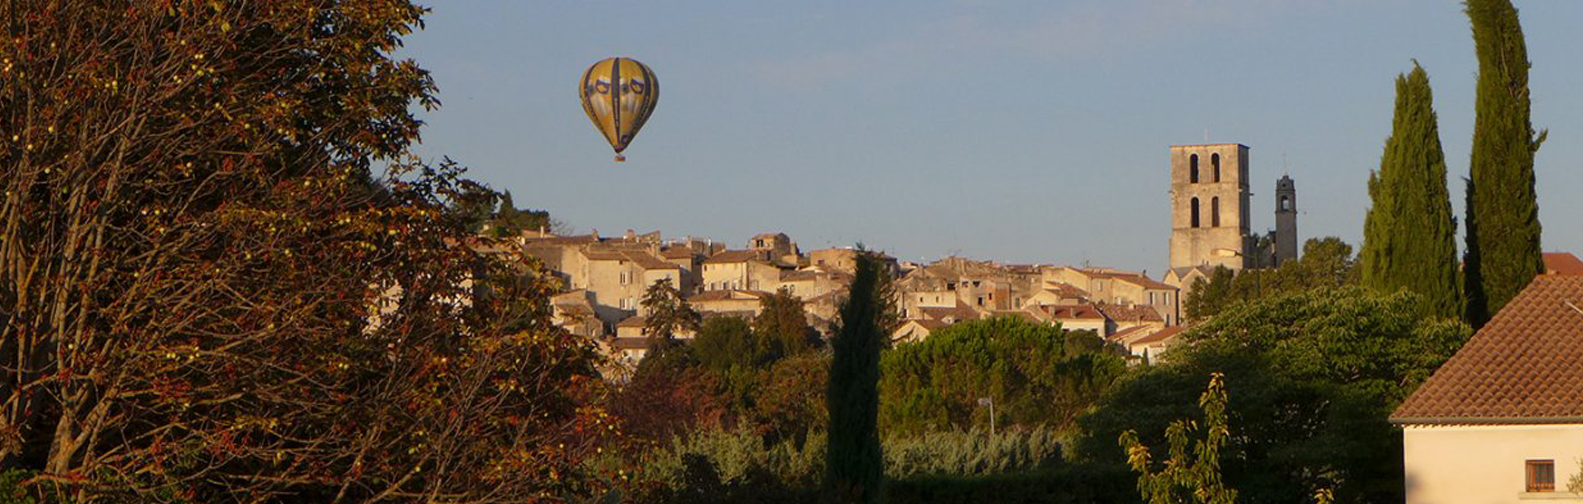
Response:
614,155,626,162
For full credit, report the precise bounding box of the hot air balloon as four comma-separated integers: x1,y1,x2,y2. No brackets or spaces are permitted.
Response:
579,57,658,162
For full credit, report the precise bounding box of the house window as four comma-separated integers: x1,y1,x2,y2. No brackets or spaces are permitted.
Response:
1190,154,1200,183
619,298,628,310
1191,197,1201,228
619,272,629,285
1211,197,1221,227
1527,460,1555,492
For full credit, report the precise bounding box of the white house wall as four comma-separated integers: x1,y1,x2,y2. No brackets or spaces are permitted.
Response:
1403,423,1583,504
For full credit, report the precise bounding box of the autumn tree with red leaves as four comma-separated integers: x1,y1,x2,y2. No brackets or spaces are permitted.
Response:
0,1,607,502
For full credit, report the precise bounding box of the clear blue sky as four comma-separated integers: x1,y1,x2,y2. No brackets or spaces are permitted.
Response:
402,1,1583,275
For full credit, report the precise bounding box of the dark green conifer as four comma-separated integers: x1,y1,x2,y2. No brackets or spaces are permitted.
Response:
825,252,888,504
1360,63,1461,318
1463,0,1546,325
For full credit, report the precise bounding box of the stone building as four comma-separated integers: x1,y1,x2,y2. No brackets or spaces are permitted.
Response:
1166,143,1299,303
1275,175,1298,266
1169,143,1254,272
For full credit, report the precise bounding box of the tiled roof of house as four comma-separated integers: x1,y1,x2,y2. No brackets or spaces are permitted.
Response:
1390,276,1583,424
687,289,769,302
1096,304,1164,323
917,302,981,323
522,233,602,246
1129,326,1185,346
616,316,646,328
609,337,652,350
1113,274,1178,291
1042,304,1107,320
781,270,821,282
1543,252,1583,276
661,247,697,259
1167,266,1216,281
703,249,770,265
1107,325,1151,344
582,249,678,270
1044,282,1090,299
906,319,950,330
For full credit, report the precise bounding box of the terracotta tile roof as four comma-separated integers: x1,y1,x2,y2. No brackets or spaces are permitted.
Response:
1044,282,1090,299
522,234,602,246
581,249,677,270
1107,325,1150,343
1544,252,1583,276
1167,266,1215,281
687,289,768,302
661,247,697,259
1041,304,1106,320
1129,326,1184,346
781,270,821,282
1096,304,1164,323
616,316,646,328
703,249,771,265
917,302,980,323
609,337,652,350
1391,276,1583,424
907,319,950,330
1112,274,1178,291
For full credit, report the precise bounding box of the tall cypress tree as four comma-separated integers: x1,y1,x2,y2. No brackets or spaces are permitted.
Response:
1463,0,1546,325
1360,63,1461,318
825,252,888,504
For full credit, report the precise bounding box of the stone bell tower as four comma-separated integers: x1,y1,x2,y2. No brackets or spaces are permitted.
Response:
1169,144,1253,271
1274,175,1297,266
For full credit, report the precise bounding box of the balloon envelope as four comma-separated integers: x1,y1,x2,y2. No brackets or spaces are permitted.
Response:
578,57,658,159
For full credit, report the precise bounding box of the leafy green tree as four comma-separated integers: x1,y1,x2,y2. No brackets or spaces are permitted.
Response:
825,252,890,504
1361,63,1461,318
878,317,1124,434
1079,287,1469,504
1184,238,1358,321
488,190,555,237
755,289,822,355
643,278,703,344
693,316,772,371
1184,267,1238,322
1118,373,1237,504
1463,0,1546,326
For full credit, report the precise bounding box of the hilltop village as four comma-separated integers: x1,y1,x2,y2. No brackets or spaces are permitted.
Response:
515,143,1301,372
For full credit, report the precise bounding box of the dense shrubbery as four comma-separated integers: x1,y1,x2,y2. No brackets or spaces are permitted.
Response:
887,464,1134,504
611,426,1103,504
880,317,1126,434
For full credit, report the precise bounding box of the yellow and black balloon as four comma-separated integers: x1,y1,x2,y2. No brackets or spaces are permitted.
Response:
579,57,658,162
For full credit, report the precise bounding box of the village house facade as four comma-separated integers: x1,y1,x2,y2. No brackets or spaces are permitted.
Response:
1391,275,1583,503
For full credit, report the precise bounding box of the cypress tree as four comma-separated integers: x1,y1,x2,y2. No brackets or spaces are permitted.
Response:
1463,0,1546,325
1360,63,1461,318
825,252,888,504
